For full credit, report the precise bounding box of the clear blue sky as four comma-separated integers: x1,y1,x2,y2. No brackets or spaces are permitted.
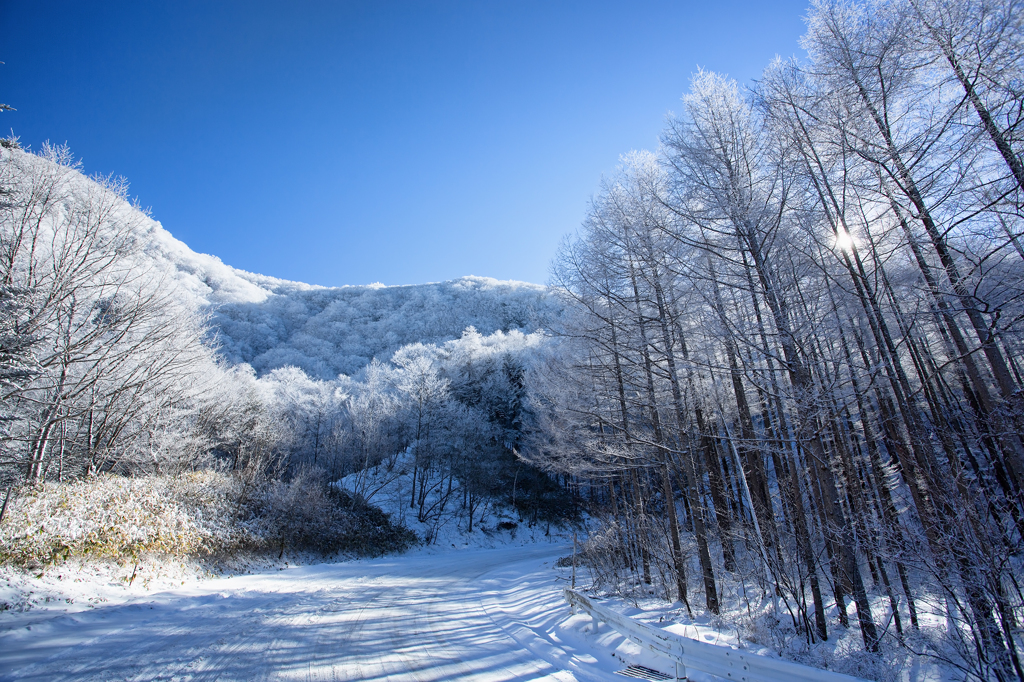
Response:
1,1,809,287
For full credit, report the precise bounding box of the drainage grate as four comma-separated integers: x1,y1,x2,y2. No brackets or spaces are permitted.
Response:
614,665,677,680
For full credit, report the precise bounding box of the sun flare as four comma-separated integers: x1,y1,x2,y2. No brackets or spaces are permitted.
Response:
834,229,857,252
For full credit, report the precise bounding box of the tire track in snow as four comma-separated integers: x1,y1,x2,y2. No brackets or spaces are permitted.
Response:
2,545,602,681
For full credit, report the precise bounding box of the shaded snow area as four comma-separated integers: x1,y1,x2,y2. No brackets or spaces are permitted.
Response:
0,545,691,682
559,591,952,682
340,451,566,551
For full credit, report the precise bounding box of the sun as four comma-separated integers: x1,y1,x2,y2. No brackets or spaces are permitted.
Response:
834,229,857,253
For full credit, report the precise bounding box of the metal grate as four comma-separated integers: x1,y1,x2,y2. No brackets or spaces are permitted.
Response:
614,665,677,680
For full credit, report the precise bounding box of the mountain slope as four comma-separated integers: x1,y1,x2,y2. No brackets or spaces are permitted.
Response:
211,276,557,378
146,221,559,378
7,146,562,379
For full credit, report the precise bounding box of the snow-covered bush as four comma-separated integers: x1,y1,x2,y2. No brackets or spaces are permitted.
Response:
0,472,251,564
0,470,415,567
244,469,416,556
571,518,680,605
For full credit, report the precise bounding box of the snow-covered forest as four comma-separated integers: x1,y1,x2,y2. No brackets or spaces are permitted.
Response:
213,277,556,379
0,141,573,562
2,0,1023,678
535,0,1024,679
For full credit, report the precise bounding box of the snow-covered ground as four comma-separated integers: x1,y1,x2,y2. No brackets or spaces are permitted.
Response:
0,453,952,682
340,451,567,552
0,542,702,682
1,538,956,682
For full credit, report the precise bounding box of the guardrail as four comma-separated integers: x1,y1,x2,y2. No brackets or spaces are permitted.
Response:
563,588,869,682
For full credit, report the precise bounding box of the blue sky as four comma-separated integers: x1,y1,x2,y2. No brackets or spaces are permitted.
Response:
1,1,809,287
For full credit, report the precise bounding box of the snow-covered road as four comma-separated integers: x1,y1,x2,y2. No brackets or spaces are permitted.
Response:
1,545,628,682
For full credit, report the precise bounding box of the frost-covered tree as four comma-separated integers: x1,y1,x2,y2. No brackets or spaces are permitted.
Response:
542,2,1024,674
0,145,218,483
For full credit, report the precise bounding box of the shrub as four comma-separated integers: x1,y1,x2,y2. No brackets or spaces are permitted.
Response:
245,471,417,556
0,471,251,565
0,470,415,567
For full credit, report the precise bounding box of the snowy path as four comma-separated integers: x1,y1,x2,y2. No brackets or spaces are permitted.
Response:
0,545,626,682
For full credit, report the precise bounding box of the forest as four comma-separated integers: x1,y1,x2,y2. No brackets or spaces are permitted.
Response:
536,0,1024,679
1,0,1022,678
0,141,572,560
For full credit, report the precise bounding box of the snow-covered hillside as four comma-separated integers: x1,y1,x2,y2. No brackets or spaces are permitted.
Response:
1,143,571,533
212,276,558,378
0,145,559,381
135,204,559,378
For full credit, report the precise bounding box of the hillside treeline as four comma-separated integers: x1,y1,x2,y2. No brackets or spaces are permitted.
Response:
213,277,553,379
0,144,573,560
538,0,1024,678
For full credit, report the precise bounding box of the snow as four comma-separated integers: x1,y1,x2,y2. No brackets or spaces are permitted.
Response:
211,275,558,378
0,455,950,682
7,540,945,682
0,543,687,681
340,450,563,551
1,540,954,682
